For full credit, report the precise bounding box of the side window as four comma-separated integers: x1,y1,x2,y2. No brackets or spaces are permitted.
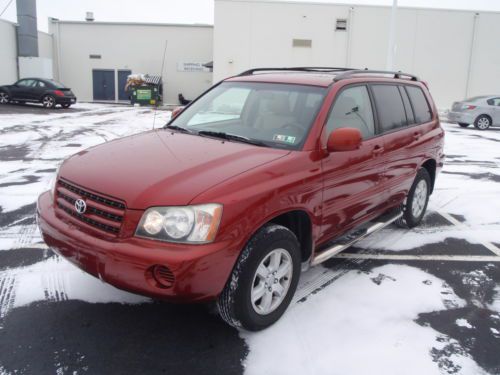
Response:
17,79,36,87
371,85,407,132
325,85,375,139
406,86,432,123
398,86,415,125
37,81,46,88
488,98,500,106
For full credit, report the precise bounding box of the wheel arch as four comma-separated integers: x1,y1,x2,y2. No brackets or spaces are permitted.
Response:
421,159,437,194
265,209,313,263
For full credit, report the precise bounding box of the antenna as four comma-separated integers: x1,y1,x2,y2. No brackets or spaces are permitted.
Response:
153,40,168,130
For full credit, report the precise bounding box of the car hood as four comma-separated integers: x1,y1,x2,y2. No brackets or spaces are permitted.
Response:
59,130,290,209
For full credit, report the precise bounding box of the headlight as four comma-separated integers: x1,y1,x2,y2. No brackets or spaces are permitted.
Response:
136,204,223,244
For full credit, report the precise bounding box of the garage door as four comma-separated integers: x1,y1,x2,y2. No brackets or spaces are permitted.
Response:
92,69,115,101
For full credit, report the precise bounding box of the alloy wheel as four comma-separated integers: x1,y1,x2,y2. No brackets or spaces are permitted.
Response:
477,117,490,130
411,179,428,218
251,248,293,315
42,96,55,108
0,92,9,104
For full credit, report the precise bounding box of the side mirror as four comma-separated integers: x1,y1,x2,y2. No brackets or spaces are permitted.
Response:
171,106,185,118
327,127,362,152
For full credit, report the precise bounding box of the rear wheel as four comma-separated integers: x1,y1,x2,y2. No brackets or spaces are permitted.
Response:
396,168,431,228
458,123,469,128
217,224,301,331
42,95,56,109
474,115,491,130
0,91,10,104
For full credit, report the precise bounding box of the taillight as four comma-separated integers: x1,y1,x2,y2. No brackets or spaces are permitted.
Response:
54,90,65,97
463,105,476,110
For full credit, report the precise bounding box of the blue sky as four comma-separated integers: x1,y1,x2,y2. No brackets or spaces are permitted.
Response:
1,0,500,32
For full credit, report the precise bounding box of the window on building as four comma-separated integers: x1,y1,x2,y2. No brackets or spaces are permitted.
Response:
325,85,375,139
405,86,432,123
371,85,407,132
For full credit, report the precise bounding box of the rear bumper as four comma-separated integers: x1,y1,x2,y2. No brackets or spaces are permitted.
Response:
447,111,474,124
36,191,237,302
55,96,77,105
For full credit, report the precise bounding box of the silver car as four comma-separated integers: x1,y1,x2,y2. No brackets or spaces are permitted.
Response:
448,96,500,130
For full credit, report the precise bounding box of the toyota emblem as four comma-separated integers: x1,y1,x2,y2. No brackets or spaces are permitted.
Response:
74,199,87,214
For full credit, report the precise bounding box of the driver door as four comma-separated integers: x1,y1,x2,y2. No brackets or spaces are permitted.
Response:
319,85,388,242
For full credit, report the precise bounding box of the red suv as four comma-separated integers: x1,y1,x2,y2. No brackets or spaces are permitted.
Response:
37,68,444,330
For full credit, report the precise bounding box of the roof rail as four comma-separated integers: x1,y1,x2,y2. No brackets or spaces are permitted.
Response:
238,67,358,76
333,69,419,81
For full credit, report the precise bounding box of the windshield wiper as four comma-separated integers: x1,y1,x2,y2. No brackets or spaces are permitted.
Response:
165,124,193,133
197,130,267,147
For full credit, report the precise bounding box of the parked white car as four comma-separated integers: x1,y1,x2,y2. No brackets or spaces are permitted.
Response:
448,96,500,130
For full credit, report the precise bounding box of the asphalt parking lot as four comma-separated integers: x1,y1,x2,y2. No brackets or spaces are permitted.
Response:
0,103,499,375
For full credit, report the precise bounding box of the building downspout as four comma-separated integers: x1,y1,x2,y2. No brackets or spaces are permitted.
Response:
465,13,478,99
346,7,354,67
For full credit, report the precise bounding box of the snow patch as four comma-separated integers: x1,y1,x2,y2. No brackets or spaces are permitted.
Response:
455,319,473,329
241,264,484,375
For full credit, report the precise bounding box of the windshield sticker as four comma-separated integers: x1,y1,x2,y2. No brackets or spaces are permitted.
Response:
273,134,296,144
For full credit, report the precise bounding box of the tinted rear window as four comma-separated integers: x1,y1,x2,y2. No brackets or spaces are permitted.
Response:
406,86,432,123
371,85,407,132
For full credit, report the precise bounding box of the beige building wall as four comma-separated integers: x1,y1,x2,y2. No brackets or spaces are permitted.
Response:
214,0,500,108
49,20,213,103
0,19,19,85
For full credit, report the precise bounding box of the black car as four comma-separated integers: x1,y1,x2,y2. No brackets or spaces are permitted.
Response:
0,78,77,109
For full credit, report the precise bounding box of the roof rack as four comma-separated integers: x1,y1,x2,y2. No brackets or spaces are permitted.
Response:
333,69,419,81
238,67,358,76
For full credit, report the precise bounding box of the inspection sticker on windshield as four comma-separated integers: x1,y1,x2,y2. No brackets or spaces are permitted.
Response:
273,134,296,144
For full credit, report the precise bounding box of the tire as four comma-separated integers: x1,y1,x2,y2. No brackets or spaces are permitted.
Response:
458,123,469,128
474,115,491,130
42,95,56,109
217,223,301,331
395,168,431,229
61,104,71,109
0,91,10,104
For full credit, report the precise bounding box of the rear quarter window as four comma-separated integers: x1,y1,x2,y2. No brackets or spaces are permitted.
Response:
406,86,432,123
371,85,407,132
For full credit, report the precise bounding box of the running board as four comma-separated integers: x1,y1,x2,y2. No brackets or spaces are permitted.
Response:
311,212,402,266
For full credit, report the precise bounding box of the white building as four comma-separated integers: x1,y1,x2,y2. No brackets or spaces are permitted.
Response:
214,0,500,108
49,19,213,104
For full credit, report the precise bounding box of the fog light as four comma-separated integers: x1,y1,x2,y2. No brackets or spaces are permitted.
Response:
152,265,175,288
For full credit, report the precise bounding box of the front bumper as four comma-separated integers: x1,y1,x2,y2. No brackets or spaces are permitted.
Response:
447,111,474,124
37,191,237,302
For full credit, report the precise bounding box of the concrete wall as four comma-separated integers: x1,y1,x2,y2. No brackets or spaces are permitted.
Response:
214,0,500,108
49,20,213,103
0,19,54,85
0,19,19,85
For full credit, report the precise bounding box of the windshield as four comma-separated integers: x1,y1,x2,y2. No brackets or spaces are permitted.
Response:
168,82,326,150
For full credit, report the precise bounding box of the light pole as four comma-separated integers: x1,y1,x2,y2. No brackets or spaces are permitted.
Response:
386,0,398,71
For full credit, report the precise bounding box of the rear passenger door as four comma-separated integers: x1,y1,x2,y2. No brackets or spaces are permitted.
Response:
320,85,388,242
370,84,432,204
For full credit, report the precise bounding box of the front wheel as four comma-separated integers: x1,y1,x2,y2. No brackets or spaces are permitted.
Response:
458,123,469,128
474,115,491,130
0,91,10,104
217,224,301,331
396,168,431,228
42,95,56,109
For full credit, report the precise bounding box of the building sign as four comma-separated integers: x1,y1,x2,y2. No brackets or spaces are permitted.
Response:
177,62,210,72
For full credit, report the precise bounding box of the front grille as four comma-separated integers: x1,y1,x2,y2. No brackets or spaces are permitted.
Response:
55,178,126,235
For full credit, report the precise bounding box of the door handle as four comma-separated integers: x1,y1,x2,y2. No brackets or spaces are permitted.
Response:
372,145,384,156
